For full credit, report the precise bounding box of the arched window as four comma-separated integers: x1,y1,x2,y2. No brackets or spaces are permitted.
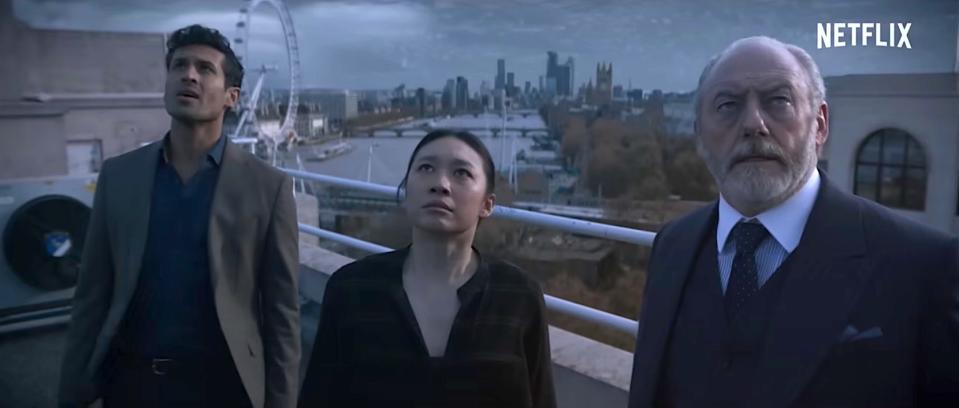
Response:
854,128,926,210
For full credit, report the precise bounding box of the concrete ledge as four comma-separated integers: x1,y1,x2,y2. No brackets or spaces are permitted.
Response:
297,242,634,405
549,326,632,407
549,326,633,391
295,193,319,246
298,240,353,304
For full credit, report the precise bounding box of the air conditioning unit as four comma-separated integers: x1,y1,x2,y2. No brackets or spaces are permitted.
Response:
0,175,96,321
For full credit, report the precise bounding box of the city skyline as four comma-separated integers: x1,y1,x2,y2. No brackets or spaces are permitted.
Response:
12,0,959,93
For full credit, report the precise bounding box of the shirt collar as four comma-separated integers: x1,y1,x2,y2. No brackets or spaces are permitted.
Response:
717,167,821,253
159,131,226,167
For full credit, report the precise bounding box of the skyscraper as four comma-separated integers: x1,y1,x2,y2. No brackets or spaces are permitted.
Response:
443,78,456,111
495,58,506,90
547,51,558,79
415,87,426,117
546,77,557,98
556,64,570,97
456,76,469,111
507,72,516,97
546,51,576,97
546,51,559,96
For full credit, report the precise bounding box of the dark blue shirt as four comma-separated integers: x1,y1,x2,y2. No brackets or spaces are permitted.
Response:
119,134,230,358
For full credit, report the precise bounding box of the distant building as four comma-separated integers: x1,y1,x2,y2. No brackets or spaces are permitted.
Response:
415,88,426,117
613,85,625,100
546,52,575,98
456,76,469,112
494,88,507,112
558,57,575,97
546,51,559,95
495,58,506,91
479,81,492,110
293,104,328,139
299,89,358,128
581,80,592,104
592,63,613,106
627,89,644,105
648,89,664,104
253,100,327,139
442,79,456,111
354,89,391,113
0,0,168,179
546,77,558,98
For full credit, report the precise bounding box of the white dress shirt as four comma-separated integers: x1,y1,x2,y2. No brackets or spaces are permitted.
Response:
716,168,821,292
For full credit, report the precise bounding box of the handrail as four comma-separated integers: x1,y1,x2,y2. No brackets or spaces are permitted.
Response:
297,223,640,337
286,168,650,337
282,168,655,247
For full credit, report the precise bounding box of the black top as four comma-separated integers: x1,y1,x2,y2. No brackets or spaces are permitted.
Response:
299,247,557,408
117,134,230,359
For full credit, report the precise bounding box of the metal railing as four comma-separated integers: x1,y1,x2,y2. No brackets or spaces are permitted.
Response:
283,168,655,337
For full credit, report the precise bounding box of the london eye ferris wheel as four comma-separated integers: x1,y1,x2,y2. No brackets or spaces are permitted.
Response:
230,0,302,160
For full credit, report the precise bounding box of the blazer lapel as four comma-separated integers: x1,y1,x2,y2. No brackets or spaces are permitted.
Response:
116,141,162,307
630,203,717,407
752,175,872,407
207,139,246,292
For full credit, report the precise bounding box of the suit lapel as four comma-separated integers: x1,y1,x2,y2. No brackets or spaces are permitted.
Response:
118,141,162,306
631,203,716,406
752,176,871,407
207,140,245,291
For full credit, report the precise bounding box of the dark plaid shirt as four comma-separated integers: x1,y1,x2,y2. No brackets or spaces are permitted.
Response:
299,247,556,408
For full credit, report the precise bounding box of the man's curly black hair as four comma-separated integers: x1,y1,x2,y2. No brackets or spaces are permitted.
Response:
165,24,244,88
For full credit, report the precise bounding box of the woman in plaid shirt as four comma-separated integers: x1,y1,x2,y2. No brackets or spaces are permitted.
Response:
300,130,556,408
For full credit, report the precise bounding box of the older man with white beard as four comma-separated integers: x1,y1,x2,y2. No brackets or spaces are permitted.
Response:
627,36,959,408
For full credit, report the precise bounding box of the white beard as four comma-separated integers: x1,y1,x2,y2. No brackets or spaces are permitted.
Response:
701,126,819,211
722,159,797,207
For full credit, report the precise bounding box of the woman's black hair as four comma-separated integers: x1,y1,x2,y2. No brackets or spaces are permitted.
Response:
396,129,496,203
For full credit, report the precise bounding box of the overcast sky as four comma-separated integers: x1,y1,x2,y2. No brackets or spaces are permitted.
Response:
12,0,959,93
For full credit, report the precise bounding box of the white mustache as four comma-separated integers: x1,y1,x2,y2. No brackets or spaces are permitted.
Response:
727,140,786,170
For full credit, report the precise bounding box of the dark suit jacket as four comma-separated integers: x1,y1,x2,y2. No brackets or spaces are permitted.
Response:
628,175,959,408
58,138,301,408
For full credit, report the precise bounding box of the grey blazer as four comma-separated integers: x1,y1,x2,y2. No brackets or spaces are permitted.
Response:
58,138,301,408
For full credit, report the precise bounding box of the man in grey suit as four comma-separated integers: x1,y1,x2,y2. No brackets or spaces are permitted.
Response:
59,24,300,408
628,36,958,407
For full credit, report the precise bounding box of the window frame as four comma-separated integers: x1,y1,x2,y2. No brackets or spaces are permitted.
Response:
853,128,927,211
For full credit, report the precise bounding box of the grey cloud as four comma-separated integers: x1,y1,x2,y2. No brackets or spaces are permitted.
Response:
13,0,959,92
